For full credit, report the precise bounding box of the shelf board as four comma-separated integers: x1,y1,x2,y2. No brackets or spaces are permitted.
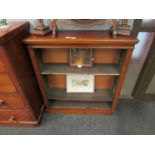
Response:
41,64,120,75
49,100,111,109
47,88,113,101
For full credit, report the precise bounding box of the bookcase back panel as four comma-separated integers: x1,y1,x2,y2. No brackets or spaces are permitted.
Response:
95,75,114,89
47,74,114,89
47,74,66,88
93,49,120,64
41,48,120,64
42,48,69,63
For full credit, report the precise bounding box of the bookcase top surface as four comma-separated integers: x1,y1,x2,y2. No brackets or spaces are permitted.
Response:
23,30,138,46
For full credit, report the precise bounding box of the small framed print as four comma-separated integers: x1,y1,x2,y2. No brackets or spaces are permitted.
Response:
70,48,93,68
66,74,95,93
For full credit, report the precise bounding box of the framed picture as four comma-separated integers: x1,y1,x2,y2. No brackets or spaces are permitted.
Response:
66,74,95,93
70,48,93,68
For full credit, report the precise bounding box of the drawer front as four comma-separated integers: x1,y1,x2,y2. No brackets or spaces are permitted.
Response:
0,93,26,110
0,58,6,74
0,111,32,123
0,74,16,93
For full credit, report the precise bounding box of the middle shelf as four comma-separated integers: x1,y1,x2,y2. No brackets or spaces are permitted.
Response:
40,63,121,75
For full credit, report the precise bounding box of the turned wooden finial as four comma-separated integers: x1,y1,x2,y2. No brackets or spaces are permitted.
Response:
32,19,51,35
36,19,45,30
122,19,128,26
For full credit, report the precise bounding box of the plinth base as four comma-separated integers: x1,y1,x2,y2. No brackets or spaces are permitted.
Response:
32,28,52,36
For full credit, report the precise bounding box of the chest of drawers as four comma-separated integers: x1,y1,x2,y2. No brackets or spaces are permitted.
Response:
0,22,44,126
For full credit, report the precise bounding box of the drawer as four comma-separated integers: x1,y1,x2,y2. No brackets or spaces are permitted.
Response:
0,93,26,110
0,58,6,74
0,111,32,123
0,74,16,93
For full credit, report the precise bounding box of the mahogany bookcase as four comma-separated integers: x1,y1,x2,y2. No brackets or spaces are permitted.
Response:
23,30,137,115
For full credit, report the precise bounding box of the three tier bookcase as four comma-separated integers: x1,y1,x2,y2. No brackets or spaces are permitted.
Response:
23,30,138,115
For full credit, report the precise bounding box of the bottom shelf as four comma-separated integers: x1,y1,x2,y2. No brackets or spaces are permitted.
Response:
46,100,113,115
49,100,111,109
45,87,114,115
47,88,113,101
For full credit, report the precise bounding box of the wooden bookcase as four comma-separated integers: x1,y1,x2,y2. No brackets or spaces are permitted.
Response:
23,30,138,115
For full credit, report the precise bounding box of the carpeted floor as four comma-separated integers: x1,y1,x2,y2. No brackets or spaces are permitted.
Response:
0,100,155,135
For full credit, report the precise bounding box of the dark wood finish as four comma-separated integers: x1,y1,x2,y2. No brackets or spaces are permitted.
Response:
23,31,137,48
24,30,137,115
112,50,132,111
41,64,120,75
0,22,29,44
28,47,48,107
0,22,44,126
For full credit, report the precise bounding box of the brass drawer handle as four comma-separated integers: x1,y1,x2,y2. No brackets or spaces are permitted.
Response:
0,100,5,106
9,116,16,122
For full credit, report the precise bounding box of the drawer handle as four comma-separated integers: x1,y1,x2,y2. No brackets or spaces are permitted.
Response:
9,116,16,122
0,100,5,106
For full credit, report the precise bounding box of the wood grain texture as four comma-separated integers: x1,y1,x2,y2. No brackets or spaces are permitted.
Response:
95,75,114,89
0,57,6,73
41,48,120,64
46,108,113,115
23,30,138,47
93,49,120,63
47,74,114,89
42,48,69,63
0,74,16,93
0,22,44,126
0,93,25,110
24,29,137,115
47,74,66,88
0,110,31,122
0,22,29,45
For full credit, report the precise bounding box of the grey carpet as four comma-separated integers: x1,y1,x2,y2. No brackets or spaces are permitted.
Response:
0,100,155,135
